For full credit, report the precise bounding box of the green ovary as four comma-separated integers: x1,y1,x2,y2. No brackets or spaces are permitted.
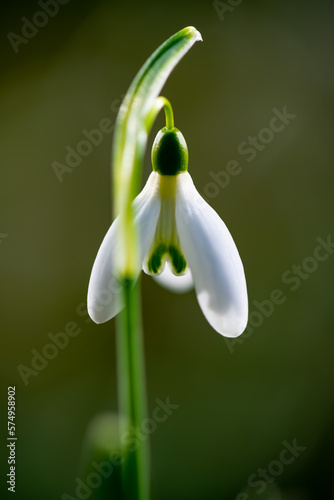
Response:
147,243,187,275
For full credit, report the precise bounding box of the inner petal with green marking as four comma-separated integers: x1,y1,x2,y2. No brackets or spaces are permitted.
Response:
145,175,187,276
147,243,187,275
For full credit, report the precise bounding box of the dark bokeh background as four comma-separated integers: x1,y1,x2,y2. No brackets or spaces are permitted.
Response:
1,1,334,499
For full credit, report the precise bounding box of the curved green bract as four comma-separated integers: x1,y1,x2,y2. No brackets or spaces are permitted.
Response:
112,26,202,276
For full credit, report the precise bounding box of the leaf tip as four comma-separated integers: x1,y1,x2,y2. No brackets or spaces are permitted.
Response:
185,26,203,42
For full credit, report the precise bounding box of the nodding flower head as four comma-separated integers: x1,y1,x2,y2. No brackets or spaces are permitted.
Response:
88,125,248,338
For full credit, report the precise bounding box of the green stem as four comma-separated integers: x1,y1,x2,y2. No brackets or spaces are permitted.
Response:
114,96,175,500
114,96,174,500
110,27,201,500
162,97,174,129
116,278,149,500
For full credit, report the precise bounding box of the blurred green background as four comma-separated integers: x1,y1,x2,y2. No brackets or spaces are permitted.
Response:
1,0,334,499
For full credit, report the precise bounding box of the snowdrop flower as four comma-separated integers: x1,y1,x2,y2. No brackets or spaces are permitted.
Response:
88,126,248,337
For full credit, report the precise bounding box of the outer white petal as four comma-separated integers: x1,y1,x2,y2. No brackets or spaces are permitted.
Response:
175,172,248,337
88,172,161,323
152,262,193,294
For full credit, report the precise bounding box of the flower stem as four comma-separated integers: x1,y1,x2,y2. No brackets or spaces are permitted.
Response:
116,277,149,500
162,97,174,130
114,96,175,500
110,27,201,500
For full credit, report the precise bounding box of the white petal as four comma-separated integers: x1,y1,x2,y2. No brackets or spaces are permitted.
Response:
152,262,193,294
88,173,161,323
175,172,248,337
134,173,161,262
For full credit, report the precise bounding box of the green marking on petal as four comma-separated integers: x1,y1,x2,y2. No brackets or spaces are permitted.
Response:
168,245,187,274
147,243,167,274
147,242,187,275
